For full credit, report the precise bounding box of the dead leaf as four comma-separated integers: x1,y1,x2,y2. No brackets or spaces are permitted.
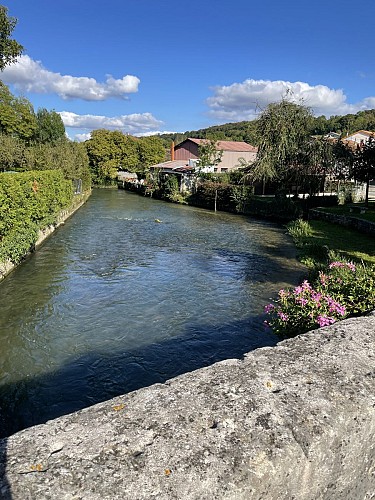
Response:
113,403,125,411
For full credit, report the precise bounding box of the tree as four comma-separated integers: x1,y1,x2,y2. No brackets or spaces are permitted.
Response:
196,139,223,171
34,108,66,144
331,138,354,181
352,137,375,206
137,136,165,171
248,97,315,194
0,81,37,141
0,133,24,171
85,129,140,184
0,5,23,71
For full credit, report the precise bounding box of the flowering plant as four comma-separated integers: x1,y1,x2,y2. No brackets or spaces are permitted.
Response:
265,260,375,338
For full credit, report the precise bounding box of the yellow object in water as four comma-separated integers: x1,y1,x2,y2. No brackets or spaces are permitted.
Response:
154,219,162,223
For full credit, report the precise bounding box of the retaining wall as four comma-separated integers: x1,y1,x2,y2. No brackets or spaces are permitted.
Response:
1,313,374,499
310,209,375,235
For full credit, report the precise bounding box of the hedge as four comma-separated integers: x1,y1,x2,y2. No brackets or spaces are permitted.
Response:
0,170,73,264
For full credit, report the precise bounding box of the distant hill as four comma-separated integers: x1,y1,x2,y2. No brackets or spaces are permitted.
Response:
155,109,375,149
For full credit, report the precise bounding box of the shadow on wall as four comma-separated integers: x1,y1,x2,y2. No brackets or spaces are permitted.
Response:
0,440,11,499
0,313,278,440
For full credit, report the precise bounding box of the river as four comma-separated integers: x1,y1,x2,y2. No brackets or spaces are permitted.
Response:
0,188,304,437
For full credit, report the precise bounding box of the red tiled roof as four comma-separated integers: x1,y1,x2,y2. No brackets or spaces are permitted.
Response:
187,138,258,153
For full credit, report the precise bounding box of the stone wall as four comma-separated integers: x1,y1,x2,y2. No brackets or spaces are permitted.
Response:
1,313,374,499
310,209,375,235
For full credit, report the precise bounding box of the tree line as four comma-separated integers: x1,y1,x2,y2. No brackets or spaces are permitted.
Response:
156,110,375,149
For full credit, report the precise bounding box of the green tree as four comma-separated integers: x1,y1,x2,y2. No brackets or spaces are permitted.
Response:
0,5,23,71
85,129,140,184
23,141,91,189
34,108,66,144
0,133,24,171
249,97,314,193
137,136,165,171
0,81,37,141
196,139,223,171
352,137,375,206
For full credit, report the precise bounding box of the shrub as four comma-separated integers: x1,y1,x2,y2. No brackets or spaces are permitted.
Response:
0,170,73,264
264,260,375,338
286,218,313,244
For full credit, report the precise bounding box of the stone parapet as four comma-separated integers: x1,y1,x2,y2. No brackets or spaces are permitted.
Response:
1,313,374,499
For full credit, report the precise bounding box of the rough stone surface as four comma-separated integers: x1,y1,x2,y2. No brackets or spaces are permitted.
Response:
1,314,374,500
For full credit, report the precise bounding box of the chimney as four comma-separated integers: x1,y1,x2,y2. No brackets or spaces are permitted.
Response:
170,141,175,161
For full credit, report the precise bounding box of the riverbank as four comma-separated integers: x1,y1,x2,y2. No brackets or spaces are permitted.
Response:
0,190,91,282
1,312,374,499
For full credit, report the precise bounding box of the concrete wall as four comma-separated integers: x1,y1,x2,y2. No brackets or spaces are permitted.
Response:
1,312,374,499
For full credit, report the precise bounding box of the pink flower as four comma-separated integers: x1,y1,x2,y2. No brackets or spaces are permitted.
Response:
264,303,275,313
316,315,336,327
278,311,289,322
296,297,308,306
302,280,311,290
329,261,345,269
319,272,328,286
311,291,322,302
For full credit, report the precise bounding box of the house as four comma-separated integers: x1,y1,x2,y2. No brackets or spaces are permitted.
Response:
341,130,375,149
149,160,195,193
173,138,257,173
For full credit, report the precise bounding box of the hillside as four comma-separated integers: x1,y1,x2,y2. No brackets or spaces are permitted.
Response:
156,109,375,148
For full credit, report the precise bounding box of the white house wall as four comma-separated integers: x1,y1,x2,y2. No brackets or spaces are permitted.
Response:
217,151,257,172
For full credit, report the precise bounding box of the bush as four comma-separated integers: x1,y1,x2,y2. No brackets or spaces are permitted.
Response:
286,219,313,244
0,170,73,264
264,260,375,338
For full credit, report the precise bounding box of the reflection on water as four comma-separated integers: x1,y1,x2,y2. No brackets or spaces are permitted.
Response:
0,189,304,437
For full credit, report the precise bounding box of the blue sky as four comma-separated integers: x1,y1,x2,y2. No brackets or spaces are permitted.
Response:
3,0,375,141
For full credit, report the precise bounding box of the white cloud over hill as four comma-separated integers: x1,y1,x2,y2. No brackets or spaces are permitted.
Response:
207,79,375,121
2,55,140,100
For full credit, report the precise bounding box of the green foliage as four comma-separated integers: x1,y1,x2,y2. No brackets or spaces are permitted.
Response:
286,219,313,244
196,139,223,171
190,180,253,213
265,260,375,338
86,130,138,183
0,82,37,141
137,136,165,171
159,174,180,201
0,134,25,171
0,5,23,71
352,136,375,205
0,170,73,264
34,108,66,144
251,97,313,187
23,141,91,190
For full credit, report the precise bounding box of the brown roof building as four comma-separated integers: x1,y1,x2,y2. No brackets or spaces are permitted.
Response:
174,138,257,173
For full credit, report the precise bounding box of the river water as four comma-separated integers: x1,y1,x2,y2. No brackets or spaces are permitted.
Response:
0,189,303,437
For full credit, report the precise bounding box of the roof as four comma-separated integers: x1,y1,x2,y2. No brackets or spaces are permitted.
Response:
149,160,194,174
342,130,375,141
179,138,258,153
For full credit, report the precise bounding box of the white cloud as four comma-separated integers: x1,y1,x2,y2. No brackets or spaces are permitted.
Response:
1,55,140,100
207,79,375,121
59,111,163,137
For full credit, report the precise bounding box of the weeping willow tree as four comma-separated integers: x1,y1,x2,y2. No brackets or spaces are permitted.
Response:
249,96,315,194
